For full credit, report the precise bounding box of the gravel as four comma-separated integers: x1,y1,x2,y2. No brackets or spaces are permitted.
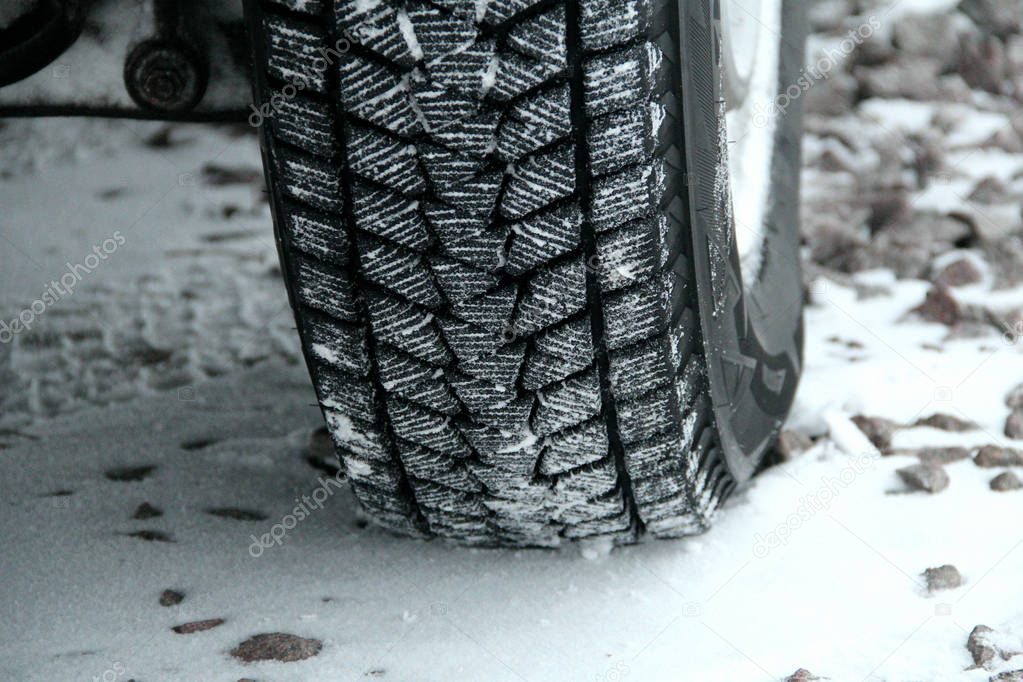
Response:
230,633,323,663
990,471,1023,491
896,463,951,493
974,445,1023,467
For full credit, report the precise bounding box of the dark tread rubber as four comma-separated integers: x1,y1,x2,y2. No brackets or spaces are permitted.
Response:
250,0,732,546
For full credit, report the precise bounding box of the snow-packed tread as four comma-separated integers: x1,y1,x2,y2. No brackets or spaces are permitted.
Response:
251,0,732,546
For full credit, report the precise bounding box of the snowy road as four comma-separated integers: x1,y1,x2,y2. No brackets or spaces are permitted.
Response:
4,0,1023,679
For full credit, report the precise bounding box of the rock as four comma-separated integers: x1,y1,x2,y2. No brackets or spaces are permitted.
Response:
991,471,1023,491
915,413,978,432
785,669,821,681
967,624,1023,668
916,446,971,465
105,465,157,482
913,286,961,326
952,205,1021,244
206,507,269,521
959,0,1023,38
959,33,1005,94
231,633,323,663
897,463,950,493
309,426,333,459
933,258,983,288
992,670,1023,681
1007,383,1023,409
893,12,960,67
172,618,225,634
922,564,964,592
776,430,814,461
159,589,184,607
969,625,1000,667
132,502,163,520
855,58,943,100
968,177,1011,205
851,414,898,452
974,445,1023,467
1006,409,1023,438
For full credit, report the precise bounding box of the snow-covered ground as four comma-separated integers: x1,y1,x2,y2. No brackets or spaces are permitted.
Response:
4,1,1023,680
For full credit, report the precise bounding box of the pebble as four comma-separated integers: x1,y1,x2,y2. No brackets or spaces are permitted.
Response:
105,465,157,482
159,589,184,607
230,633,323,663
913,286,961,326
974,445,1023,467
132,502,163,520
897,463,950,493
915,413,978,432
990,471,1023,491
916,447,971,465
922,564,964,592
933,258,983,288
776,430,814,461
1005,409,1023,438
172,618,225,634
967,624,1023,668
785,669,821,681
851,415,898,453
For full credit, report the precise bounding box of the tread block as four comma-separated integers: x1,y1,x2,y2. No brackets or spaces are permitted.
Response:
377,348,460,414
408,77,480,132
506,204,582,276
597,218,659,292
306,315,370,376
357,235,442,308
513,257,587,335
387,397,473,457
283,201,349,265
429,255,499,303
497,85,572,161
436,315,502,364
603,280,667,351
532,369,601,437
450,285,517,329
263,14,330,93
350,181,431,250
501,144,576,219
318,365,377,422
428,108,503,158
295,256,358,321
616,389,675,444
522,347,592,390
398,440,482,492
271,90,335,157
365,291,453,365
346,124,426,194
277,147,343,212
459,342,526,384
588,107,651,178
337,1,419,66
419,144,487,191
324,408,390,462
432,170,504,218
608,336,671,400
536,317,592,359
427,38,497,98
481,0,550,25
538,418,608,476
580,0,652,51
591,162,661,232
583,46,645,118
440,225,509,271
339,55,422,136
506,5,567,66
490,50,559,102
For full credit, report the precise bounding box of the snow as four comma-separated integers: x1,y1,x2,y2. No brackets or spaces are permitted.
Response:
4,1,1023,679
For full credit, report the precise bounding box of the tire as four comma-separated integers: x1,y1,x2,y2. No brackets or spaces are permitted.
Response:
244,0,805,547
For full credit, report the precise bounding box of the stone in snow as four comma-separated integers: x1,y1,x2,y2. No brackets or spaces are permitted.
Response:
785,668,821,681
974,445,1023,468
1005,409,1023,439
230,633,323,663
932,258,982,288
851,414,898,453
967,624,1023,668
916,447,971,465
990,471,1023,492
132,502,162,520
1007,382,1023,409
896,463,949,493
775,430,814,461
172,618,225,634
912,286,960,327
915,413,978,432
159,589,184,607
991,670,1023,681
922,564,963,592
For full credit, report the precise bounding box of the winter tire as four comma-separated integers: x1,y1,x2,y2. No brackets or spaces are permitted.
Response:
244,0,806,546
